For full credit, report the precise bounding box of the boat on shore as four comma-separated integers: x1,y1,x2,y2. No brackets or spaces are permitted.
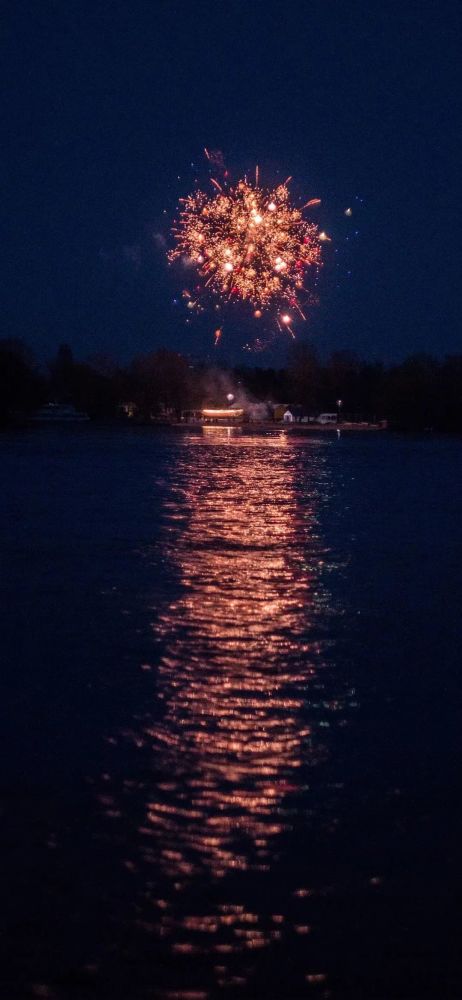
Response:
31,403,90,423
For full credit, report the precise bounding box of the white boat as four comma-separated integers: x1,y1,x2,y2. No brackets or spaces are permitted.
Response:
31,403,90,422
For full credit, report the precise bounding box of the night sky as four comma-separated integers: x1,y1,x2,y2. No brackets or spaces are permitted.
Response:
3,0,461,363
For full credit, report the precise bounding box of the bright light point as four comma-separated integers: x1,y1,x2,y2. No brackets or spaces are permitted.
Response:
344,207,352,216
224,262,233,272
319,231,331,241
227,393,234,402
254,214,263,224
197,255,204,263
281,314,291,324
268,202,276,211
254,309,262,318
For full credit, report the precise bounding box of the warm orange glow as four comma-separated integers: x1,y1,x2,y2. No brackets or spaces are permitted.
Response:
99,437,354,976
122,438,334,889
201,408,244,420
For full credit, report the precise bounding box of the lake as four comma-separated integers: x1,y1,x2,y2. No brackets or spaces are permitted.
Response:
1,426,461,999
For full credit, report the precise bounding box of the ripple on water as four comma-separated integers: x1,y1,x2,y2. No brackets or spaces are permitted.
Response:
97,437,354,997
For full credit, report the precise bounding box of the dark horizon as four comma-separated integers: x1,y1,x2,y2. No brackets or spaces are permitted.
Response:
3,0,461,364
3,336,462,434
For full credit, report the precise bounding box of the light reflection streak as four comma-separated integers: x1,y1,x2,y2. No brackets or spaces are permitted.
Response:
137,438,333,885
102,436,352,991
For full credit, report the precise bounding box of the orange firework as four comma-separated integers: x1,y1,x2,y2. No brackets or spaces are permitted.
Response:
169,177,323,327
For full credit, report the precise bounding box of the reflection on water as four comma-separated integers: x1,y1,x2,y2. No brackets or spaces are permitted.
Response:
3,428,460,998
149,436,324,881
200,424,243,439
103,436,353,995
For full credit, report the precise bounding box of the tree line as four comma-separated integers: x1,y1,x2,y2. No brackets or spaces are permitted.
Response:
1,338,462,431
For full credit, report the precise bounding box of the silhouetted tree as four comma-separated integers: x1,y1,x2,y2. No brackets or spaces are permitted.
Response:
130,349,192,419
0,339,44,423
386,354,440,430
3,337,462,432
439,355,462,431
287,344,321,411
49,344,75,401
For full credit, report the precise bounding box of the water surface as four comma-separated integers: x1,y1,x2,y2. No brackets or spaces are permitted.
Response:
1,427,461,998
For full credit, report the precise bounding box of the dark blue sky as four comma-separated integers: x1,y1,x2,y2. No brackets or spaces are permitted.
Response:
3,0,461,363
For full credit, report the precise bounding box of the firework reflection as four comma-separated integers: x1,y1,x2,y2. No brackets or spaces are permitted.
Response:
96,436,353,995
138,438,331,884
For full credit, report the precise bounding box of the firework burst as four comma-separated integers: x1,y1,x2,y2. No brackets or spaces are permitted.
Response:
168,176,323,333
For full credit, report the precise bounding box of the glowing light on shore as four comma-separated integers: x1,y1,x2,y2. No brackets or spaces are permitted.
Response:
202,408,244,419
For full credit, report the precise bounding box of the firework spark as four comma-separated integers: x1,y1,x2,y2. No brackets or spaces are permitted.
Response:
169,177,323,327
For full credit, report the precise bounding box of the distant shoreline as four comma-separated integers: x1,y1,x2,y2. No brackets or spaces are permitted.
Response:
7,418,457,436
171,420,386,434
